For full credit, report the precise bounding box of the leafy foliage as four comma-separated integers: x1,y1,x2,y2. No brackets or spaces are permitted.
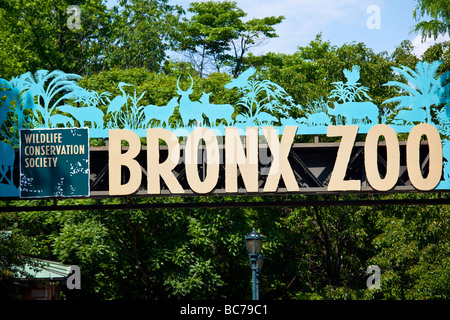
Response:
176,1,284,77
413,0,450,41
0,0,450,302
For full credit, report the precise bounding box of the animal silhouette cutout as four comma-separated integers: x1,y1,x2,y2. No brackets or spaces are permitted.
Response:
199,92,234,126
328,101,378,124
392,108,427,125
107,82,132,115
0,140,15,186
305,112,331,126
255,111,278,125
224,67,257,90
281,117,304,126
49,114,75,128
177,76,204,127
142,97,178,128
57,105,105,128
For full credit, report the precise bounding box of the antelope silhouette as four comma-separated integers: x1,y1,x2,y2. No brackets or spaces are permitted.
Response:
199,92,234,126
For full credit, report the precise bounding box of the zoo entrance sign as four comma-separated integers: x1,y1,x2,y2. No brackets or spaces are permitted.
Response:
0,62,449,199
109,123,443,196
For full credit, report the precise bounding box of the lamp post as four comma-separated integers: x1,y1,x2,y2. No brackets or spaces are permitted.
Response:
255,254,264,300
245,229,264,300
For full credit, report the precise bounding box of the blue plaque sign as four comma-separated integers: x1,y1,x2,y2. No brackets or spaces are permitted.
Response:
19,128,89,198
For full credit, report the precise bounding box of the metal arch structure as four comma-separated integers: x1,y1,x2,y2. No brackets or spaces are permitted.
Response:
2,61,450,210
3,138,449,212
87,140,433,197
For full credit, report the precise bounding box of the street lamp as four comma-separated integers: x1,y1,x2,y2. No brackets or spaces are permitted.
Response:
255,254,264,300
245,229,264,300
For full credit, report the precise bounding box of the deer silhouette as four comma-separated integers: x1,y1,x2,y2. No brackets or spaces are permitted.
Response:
199,92,234,126
177,76,204,127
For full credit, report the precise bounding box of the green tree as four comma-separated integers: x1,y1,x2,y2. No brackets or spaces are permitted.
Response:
370,194,450,299
0,209,48,299
252,34,396,118
0,0,113,78
177,1,284,77
104,0,183,72
176,1,245,77
413,0,450,41
421,40,450,74
390,40,420,69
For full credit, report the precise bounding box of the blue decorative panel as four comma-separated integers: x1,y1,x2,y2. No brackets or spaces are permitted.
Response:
1,60,450,196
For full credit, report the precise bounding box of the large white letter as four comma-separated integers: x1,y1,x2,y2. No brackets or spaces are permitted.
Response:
327,126,361,191
407,123,442,191
147,129,184,194
262,126,299,192
365,124,400,191
185,127,220,194
225,127,259,193
109,129,142,195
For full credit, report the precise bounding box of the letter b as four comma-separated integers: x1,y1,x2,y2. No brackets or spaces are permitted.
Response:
109,129,142,195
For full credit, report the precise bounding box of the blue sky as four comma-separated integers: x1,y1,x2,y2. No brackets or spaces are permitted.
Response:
107,0,450,57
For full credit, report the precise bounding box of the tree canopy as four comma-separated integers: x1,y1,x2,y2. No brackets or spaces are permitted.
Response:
413,0,450,40
0,0,449,301
176,0,284,77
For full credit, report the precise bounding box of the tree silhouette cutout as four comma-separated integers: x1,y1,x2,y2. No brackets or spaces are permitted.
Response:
383,61,449,124
330,65,372,103
226,67,297,125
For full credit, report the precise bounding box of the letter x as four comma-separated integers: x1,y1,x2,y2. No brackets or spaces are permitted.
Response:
262,126,299,192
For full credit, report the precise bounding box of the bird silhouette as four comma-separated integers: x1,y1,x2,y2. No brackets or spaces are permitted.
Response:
343,65,361,85
224,67,256,89
107,82,133,114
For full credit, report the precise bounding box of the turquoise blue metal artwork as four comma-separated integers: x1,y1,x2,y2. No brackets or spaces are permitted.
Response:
1,60,450,196
0,139,17,196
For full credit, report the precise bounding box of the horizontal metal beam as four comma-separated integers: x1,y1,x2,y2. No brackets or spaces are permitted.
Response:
4,140,442,201
1,197,449,212
86,140,432,196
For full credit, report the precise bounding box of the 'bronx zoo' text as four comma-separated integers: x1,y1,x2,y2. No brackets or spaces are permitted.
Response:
109,124,443,195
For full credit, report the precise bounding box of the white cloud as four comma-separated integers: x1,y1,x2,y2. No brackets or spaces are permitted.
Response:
412,33,450,57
